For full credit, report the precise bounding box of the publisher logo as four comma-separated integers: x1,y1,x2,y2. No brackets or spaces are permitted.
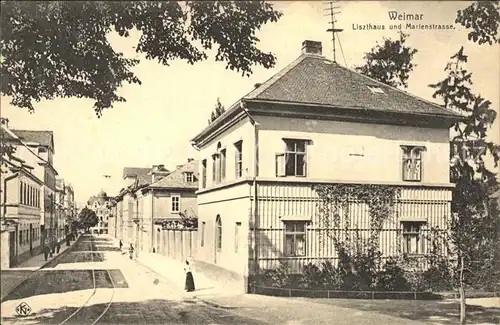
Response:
15,301,32,316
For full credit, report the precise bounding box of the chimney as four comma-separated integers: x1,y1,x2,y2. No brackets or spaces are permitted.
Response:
0,117,9,128
187,158,194,163
301,40,322,55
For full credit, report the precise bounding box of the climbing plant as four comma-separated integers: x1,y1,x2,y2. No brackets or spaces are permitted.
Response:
313,183,401,246
313,184,401,289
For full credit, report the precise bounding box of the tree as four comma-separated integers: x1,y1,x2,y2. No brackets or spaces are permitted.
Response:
78,207,98,231
208,97,226,124
355,31,418,89
429,47,499,324
455,1,500,45
0,1,282,116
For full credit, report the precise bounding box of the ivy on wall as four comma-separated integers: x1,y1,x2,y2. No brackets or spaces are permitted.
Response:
313,183,402,248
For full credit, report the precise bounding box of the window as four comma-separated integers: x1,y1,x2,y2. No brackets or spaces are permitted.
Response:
201,221,206,247
235,222,241,253
215,215,222,252
185,172,194,183
201,159,207,188
212,154,219,183
235,141,243,178
171,195,180,213
276,139,307,177
402,146,424,182
19,230,23,245
367,85,386,94
402,222,425,254
284,222,306,256
220,149,226,181
20,183,23,205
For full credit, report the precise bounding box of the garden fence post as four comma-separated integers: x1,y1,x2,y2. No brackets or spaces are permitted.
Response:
289,289,291,297
414,291,417,300
371,291,374,300
327,290,330,299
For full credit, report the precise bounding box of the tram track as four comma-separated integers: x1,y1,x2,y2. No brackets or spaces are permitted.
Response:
57,235,116,325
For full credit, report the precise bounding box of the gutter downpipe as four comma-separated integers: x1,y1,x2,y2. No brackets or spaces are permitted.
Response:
242,101,259,292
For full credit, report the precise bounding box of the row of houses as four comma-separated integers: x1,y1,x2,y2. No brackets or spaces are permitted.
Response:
0,118,77,268
111,40,465,293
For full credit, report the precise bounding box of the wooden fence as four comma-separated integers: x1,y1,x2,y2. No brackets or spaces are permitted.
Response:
157,228,198,262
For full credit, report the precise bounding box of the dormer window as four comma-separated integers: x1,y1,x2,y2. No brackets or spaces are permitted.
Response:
185,172,194,183
367,85,385,94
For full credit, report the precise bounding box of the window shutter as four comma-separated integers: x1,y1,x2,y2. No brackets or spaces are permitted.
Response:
275,153,285,177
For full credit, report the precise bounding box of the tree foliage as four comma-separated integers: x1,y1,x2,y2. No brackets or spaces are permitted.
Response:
429,47,500,292
0,1,282,116
355,32,418,89
455,1,500,45
208,97,226,124
78,207,98,230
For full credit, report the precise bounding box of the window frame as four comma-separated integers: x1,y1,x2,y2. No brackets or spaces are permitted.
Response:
235,141,243,178
276,139,308,177
171,195,181,213
401,221,425,255
401,145,425,182
283,221,307,257
185,172,194,183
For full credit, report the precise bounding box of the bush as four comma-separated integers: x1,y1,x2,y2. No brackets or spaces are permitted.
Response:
261,261,292,288
375,258,412,291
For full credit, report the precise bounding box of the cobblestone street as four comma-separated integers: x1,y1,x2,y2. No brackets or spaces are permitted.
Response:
0,235,266,324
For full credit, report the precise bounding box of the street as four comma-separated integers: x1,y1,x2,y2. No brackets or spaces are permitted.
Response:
0,235,266,325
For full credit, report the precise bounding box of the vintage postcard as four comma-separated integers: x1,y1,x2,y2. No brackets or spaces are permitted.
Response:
1,1,499,324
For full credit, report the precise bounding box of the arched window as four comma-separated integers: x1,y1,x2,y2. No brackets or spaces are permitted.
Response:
401,146,425,182
215,215,222,252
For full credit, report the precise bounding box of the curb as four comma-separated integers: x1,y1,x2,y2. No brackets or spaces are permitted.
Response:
0,235,82,303
198,298,238,309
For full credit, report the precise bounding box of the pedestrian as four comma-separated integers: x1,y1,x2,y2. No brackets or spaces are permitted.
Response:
43,245,49,261
56,241,61,254
119,240,123,251
184,260,195,292
129,244,134,260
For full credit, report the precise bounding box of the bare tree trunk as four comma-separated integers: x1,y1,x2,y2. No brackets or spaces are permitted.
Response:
459,256,466,325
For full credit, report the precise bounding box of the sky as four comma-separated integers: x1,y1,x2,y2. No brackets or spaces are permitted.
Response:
1,1,499,203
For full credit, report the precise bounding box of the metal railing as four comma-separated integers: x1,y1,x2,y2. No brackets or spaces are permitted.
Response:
249,285,499,300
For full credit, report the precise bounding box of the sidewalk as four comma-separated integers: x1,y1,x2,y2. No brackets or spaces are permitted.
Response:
200,294,429,325
0,235,80,301
14,236,78,270
135,251,242,299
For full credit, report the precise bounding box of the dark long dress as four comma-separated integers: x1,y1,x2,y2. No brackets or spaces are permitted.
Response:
185,268,195,292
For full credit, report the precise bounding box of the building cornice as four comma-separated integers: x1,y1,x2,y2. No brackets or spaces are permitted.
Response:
245,100,460,129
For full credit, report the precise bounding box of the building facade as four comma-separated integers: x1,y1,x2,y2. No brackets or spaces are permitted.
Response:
133,159,198,254
1,128,44,267
1,119,60,265
190,40,461,293
87,190,112,234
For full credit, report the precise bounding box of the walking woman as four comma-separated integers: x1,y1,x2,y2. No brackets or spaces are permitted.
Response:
184,260,195,292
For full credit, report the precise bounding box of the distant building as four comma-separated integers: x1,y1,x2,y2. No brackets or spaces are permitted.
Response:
87,190,112,234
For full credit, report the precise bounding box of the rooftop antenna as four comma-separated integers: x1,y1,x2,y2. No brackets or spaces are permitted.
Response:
324,1,343,62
